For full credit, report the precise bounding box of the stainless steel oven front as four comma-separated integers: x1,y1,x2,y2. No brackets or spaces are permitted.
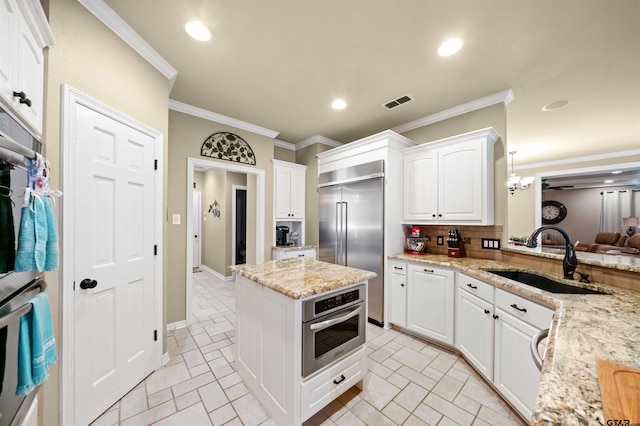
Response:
302,283,366,378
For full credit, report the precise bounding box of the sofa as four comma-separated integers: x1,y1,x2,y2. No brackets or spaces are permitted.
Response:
592,234,640,255
574,232,628,253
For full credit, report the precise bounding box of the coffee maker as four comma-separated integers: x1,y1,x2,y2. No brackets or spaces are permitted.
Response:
276,226,289,246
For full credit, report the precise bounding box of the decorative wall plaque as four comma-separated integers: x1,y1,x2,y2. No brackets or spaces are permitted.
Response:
200,132,256,165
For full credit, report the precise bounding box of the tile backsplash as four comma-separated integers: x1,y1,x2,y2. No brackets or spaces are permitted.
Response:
402,224,503,261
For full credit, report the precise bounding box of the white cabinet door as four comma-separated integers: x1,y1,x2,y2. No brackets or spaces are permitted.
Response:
456,288,494,380
275,166,293,219
0,0,17,106
289,166,305,218
493,307,542,421
438,141,483,222
389,271,407,327
14,11,44,134
274,161,306,220
236,276,262,379
406,265,454,345
403,150,438,222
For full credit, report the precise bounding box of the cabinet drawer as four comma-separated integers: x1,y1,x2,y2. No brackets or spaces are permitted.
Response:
285,248,316,259
457,273,494,303
389,260,407,275
495,289,553,330
301,345,366,422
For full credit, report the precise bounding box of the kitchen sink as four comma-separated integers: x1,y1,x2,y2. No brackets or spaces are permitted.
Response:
485,270,607,295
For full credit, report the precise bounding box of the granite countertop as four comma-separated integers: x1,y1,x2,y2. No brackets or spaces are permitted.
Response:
229,258,376,299
272,244,317,251
504,244,640,274
389,253,640,425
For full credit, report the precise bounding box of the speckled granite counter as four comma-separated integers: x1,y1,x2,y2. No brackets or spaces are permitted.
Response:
504,245,640,274
230,258,376,299
389,253,640,425
272,244,317,251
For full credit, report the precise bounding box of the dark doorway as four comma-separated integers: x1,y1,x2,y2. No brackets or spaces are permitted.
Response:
235,189,247,265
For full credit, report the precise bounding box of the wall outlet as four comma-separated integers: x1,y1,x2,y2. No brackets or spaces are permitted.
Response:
482,238,501,250
172,214,181,225
437,236,444,246
463,237,471,244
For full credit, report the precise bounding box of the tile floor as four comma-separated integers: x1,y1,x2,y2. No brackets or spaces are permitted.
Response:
91,269,527,426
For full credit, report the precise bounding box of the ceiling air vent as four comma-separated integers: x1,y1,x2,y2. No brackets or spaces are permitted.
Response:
383,94,414,110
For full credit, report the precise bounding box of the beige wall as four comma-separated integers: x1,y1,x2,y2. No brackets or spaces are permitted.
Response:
167,110,274,323
274,146,296,162
400,103,508,232
43,0,170,424
202,169,227,274
295,143,333,245
508,154,640,237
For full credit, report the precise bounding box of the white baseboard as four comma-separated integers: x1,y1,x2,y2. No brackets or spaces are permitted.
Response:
161,352,170,366
167,320,187,331
200,264,233,281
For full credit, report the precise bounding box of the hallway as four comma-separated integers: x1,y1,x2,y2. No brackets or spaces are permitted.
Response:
91,269,525,425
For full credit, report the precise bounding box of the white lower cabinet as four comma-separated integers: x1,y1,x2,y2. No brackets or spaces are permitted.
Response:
406,264,455,345
455,275,495,381
493,289,553,421
272,246,317,260
235,275,367,425
388,260,407,327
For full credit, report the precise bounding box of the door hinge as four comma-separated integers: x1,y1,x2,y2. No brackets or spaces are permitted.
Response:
154,159,158,170
154,330,158,341
154,245,158,255
73,280,75,291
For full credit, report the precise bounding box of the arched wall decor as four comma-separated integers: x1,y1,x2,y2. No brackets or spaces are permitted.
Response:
200,132,256,165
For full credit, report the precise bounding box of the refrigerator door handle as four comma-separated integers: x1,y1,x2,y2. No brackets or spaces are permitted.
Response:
341,202,348,265
335,202,342,264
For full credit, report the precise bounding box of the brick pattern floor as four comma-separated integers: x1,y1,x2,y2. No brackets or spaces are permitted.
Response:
91,269,526,426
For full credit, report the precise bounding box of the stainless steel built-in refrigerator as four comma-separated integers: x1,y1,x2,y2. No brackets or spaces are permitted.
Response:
318,160,385,326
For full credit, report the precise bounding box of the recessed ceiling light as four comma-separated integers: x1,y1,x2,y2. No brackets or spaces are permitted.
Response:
331,99,347,110
542,100,569,111
437,38,463,56
611,170,623,174
604,179,614,183
185,21,211,41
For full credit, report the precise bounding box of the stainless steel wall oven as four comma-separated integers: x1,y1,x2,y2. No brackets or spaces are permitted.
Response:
0,105,44,426
302,284,366,378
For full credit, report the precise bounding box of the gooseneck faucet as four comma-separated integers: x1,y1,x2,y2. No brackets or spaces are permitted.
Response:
526,225,578,280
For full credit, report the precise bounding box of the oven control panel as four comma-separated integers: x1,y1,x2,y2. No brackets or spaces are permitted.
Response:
315,288,360,315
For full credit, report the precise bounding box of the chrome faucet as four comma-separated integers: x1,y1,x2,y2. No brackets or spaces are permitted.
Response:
526,225,578,280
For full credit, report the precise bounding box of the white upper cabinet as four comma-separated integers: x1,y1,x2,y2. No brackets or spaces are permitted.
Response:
0,0,53,136
274,159,306,220
402,128,499,225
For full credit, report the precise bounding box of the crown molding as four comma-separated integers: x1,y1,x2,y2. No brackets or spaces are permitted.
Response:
515,149,640,171
78,0,178,89
296,135,343,150
274,139,296,150
392,89,514,134
169,99,280,139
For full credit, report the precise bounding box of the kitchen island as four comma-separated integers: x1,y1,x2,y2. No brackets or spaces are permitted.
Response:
230,258,376,426
388,251,640,425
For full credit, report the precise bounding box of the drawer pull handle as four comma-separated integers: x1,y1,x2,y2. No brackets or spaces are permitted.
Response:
394,266,403,270
423,269,434,273
484,309,490,315
510,303,527,312
467,283,477,289
298,254,305,257
333,374,346,385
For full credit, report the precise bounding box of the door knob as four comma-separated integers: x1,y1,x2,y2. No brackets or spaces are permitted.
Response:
80,278,98,289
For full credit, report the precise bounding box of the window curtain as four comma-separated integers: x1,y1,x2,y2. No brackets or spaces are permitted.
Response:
600,190,639,233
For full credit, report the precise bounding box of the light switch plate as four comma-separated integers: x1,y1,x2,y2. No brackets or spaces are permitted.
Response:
437,236,444,246
172,214,181,225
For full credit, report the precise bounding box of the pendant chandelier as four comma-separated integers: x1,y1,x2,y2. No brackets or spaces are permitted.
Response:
507,151,534,195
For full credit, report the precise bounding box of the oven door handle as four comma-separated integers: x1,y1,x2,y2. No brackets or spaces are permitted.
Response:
0,279,46,329
309,305,362,331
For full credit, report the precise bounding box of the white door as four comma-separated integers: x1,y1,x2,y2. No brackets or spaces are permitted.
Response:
73,103,157,425
193,190,201,268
